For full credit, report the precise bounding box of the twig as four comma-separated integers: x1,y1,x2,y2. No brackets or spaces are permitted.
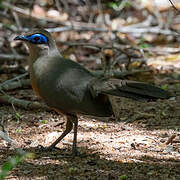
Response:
0,130,17,146
147,47,180,55
2,2,102,29
0,94,50,111
0,72,29,88
55,0,62,13
60,42,142,58
0,54,26,62
123,15,153,29
61,41,180,57
86,0,94,23
47,26,72,33
97,0,105,25
61,0,69,12
166,134,176,145
11,10,22,30
168,0,180,13
0,79,30,91
0,67,26,74
114,26,177,36
93,69,153,78
0,114,19,147
48,26,177,36
0,11,10,19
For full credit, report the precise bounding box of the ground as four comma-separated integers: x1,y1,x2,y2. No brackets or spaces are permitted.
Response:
0,85,179,180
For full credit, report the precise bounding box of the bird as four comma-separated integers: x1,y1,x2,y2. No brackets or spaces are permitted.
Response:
14,29,171,155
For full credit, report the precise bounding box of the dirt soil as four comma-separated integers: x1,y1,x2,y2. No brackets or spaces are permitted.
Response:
0,84,180,180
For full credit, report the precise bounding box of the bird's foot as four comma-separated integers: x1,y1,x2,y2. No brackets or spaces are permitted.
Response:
71,148,87,157
38,145,60,152
72,148,80,156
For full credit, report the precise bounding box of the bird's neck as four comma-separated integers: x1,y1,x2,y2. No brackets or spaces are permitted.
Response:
27,44,46,63
27,44,62,70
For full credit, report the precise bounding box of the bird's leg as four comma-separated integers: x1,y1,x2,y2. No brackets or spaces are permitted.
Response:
71,115,78,155
42,115,73,151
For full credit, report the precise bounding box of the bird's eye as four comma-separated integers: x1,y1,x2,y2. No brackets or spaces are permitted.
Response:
33,36,40,41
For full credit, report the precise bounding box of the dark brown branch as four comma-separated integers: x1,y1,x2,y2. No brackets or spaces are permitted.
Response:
0,95,50,111
166,134,176,145
168,0,180,13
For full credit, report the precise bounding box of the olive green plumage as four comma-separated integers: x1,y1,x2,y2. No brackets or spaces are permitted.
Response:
14,29,171,155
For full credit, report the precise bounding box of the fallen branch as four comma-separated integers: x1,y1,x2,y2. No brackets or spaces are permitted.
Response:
47,26,178,36
92,69,153,78
0,130,17,147
0,95,50,111
0,79,30,91
0,72,29,89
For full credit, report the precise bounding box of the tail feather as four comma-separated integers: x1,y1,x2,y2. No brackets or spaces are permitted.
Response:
117,81,171,99
90,78,171,101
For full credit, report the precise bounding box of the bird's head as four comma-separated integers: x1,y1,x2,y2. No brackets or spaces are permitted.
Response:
14,29,57,58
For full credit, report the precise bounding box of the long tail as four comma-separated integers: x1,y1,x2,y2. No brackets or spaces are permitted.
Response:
90,78,172,101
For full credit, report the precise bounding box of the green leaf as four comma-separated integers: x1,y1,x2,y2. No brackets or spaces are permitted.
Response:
16,128,21,133
161,84,168,90
138,37,150,49
41,120,46,124
108,2,118,9
15,112,21,120
162,111,166,116
139,43,149,49
124,1,131,8
119,175,127,180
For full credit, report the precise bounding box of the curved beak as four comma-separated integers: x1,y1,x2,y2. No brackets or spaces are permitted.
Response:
14,35,27,41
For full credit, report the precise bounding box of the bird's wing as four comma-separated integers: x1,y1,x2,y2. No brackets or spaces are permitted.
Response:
89,78,171,101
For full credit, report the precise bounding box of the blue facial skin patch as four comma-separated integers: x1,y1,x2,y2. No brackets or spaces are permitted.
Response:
26,34,48,44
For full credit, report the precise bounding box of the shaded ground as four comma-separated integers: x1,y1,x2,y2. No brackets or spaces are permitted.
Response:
0,84,180,180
